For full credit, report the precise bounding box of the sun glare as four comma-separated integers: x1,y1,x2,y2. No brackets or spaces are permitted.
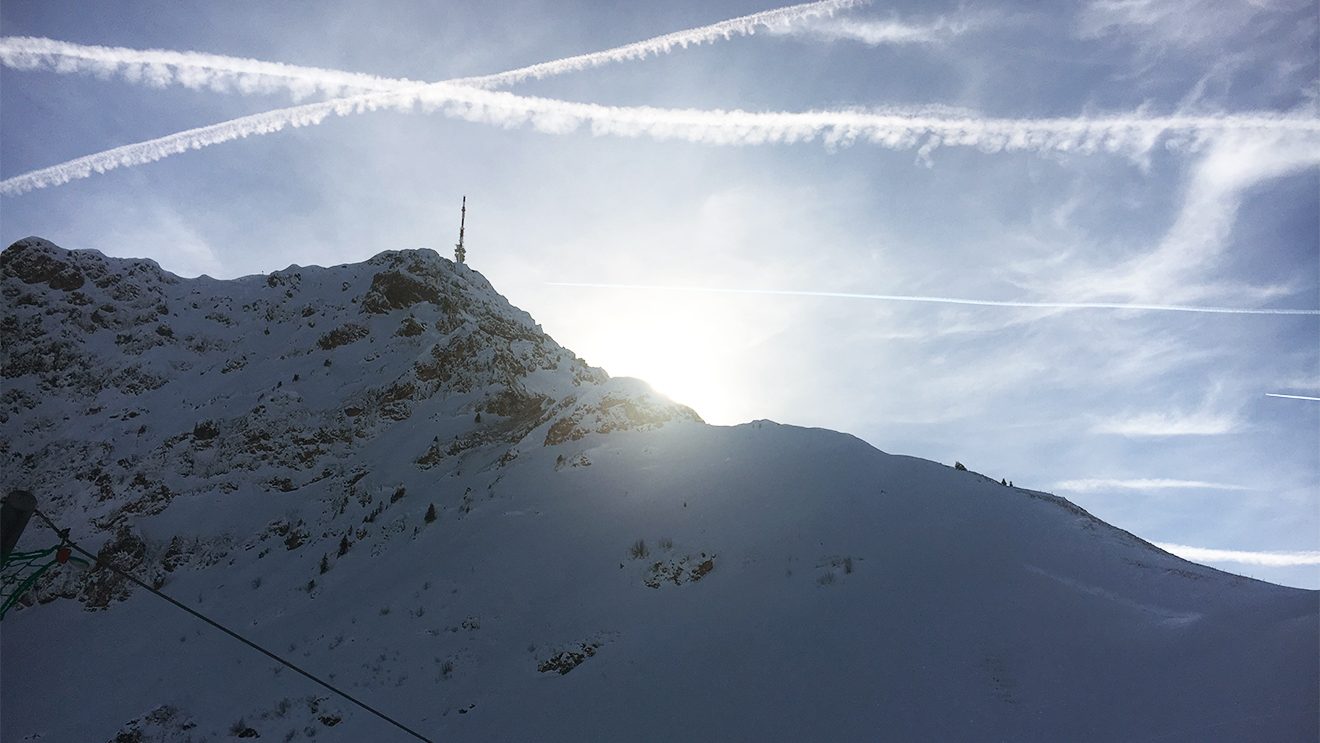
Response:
573,296,750,426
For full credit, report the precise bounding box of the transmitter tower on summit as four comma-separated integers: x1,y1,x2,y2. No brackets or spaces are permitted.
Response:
454,196,467,264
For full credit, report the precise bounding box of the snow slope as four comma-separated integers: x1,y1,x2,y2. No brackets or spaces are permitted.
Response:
2,238,1315,742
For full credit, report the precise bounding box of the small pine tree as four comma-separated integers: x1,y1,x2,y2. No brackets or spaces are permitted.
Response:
474,412,482,423
338,535,350,556
1001,478,1007,486
424,503,437,523
319,554,329,574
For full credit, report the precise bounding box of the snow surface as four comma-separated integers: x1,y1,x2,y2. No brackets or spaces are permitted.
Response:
1,238,1316,742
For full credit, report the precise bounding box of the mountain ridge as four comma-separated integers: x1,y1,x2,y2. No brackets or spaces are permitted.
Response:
2,237,1315,742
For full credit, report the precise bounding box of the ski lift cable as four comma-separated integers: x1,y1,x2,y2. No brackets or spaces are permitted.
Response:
27,509,434,743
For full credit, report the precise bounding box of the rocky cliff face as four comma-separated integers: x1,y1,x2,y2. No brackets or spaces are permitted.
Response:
1,237,699,607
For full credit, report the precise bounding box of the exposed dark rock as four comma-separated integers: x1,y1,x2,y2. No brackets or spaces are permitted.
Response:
192,419,219,440
537,642,601,675
2,237,86,290
395,316,426,337
317,323,370,350
361,270,441,314
82,526,148,609
644,554,717,588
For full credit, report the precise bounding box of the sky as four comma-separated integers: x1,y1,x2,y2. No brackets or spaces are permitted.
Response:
1,0,1317,587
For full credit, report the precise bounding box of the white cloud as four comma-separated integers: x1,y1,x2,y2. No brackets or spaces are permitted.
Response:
1051,133,1320,307
1075,0,1318,112
79,205,226,278
1055,478,1251,492
1077,0,1309,50
1157,542,1320,566
1271,373,1320,391
1092,410,1241,437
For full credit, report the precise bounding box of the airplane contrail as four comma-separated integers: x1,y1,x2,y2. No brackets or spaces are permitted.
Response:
5,78,1317,196
0,36,423,99
456,0,869,89
1264,393,1320,401
0,0,865,99
771,14,978,46
2,0,1316,197
545,281,1320,316
0,0,869,196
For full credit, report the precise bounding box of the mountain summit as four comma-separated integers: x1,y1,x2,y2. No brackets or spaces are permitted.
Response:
2,238,1315,742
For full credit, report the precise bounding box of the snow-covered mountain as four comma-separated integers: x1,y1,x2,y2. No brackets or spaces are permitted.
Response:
2,237,1315,742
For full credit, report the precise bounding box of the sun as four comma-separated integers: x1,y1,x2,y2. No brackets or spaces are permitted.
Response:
567,294,752,426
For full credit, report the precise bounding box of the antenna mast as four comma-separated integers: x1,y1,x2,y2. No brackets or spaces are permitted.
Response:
454,196,467,264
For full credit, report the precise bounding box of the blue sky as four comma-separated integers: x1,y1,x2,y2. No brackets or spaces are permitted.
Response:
2,0,1317,586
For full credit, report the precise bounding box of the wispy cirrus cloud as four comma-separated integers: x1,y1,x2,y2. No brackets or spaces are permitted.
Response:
1077,0,1311,51
1157,543,1320,567
1075,0,1318,111
1044,132,1320,309
1055,478,1251,492
1091,409,1242,437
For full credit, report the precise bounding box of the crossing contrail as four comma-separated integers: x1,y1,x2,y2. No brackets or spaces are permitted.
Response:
545,281,1320,316
2,0,1317,197
0,0,869,196
0,0,865,98
1264,393,1320,401
4,79,1316,196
